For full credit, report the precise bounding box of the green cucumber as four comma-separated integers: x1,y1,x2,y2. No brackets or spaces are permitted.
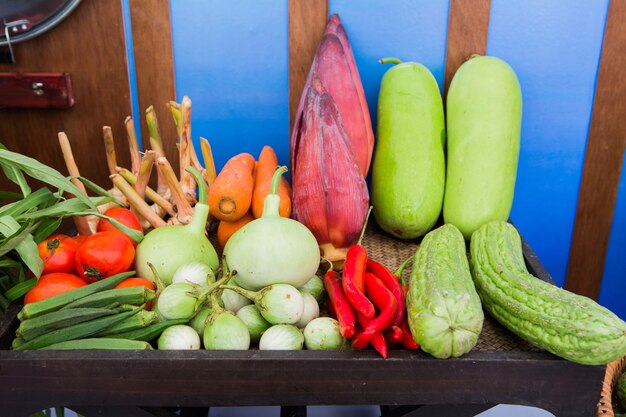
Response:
470,221,626,365
41,338,153,350
444,55,522,240
406,224,484,358
372,58,445,239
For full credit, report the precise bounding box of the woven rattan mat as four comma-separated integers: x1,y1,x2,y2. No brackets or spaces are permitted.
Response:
362,220,542,353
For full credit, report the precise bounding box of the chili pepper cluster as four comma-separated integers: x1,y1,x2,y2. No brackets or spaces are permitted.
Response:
323,242,419,358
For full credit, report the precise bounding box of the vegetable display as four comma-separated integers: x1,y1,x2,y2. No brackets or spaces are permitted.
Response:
372,58,445,239
470,221,626,365
444,55,522,240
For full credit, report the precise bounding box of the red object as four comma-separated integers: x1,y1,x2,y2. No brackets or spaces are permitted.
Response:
75,231,135,283
24,273,86,304
323,269,356,338
72,235,88,246
366,258,404,326
97,207,143,246
351,273,398,349
115,277,155,310
0,73,74,109
354,313,389,358
37,234,79,275
342,245,375,318
384,325,404,345
400,319,419,350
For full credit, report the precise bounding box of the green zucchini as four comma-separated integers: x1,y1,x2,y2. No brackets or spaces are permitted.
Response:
444,55,522,240
470,221,626,365
40,338,153,350
406,224,484,358
372,58,445,239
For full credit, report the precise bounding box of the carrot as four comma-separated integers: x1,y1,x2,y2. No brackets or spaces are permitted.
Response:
217,211,255,249
251,145,292,218
208,153,255,221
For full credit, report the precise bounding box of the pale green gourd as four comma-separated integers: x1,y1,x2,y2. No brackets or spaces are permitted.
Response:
444,55,522,240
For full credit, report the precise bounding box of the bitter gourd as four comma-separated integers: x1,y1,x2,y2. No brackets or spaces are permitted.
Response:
470,221,626,365
406,224,484,358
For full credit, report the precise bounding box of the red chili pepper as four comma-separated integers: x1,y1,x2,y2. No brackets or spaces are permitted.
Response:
366,258,404,326
351,317,388,358
370,331,388,358
342,245,375,318
383,325,404,344
400,319,419,350
351,272,397,348
323,269,355,338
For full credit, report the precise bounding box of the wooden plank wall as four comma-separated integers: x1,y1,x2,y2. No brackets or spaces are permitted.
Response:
0,1,132,189
128,0,178,168
565,0,626,299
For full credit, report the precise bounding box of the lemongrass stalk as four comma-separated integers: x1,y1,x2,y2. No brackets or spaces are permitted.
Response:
145,106,168,197
116,167,175,217
180,97,203,174
125,116,141,175
134,151,155,198
57,132,96,235
155,156,194,224
179,96,197,199
102,126,118,176
200,137,217,187
110,174,167,228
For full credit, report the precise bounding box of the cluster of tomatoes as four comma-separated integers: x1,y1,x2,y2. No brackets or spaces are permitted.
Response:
25,208,154,304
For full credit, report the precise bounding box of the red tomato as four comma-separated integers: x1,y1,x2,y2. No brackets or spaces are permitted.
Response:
24,273,86,304
37,234,79,275
75,231,135,283
72,235,88,246
97,207,142,247
115,277,156,309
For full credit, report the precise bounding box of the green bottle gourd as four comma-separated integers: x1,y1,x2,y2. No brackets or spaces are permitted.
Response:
444,55,522,240
372,58,445,239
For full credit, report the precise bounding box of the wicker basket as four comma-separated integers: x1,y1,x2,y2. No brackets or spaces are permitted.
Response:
598,356,626,416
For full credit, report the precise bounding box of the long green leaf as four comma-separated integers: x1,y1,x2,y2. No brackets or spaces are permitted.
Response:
16,196,112,220
5,277,37,302
77,176,123,205
0,188,57,217
0,216,43,277
0,144,31,197
0,259,22,269
0,191,23,200
0,148,96,210
0,219,33,257
0,274,11,292
33,217,64,243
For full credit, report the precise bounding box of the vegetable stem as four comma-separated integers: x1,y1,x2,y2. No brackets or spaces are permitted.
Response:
117,167,175,217
110,175,167,228
356,206,373,246
102,126,118,176
57,132,95,236
186,166,207,204
155,157,194,223
379,57,403,65
124,116,141,175
200,137,217,186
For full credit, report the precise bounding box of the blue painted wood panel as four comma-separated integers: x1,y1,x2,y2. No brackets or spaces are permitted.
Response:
599,157,626,318
330,0,450,125
486,0,609,288
170,0,289,171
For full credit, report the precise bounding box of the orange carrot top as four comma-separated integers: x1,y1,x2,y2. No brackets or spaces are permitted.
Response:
252,145,292,218
207,152,255,221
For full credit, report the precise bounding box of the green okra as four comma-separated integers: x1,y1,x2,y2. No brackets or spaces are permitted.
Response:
108,318,189,342
14,305,144,350
40,338,153,350
16,306,121,341
18,271,136,321
95,309,159,336
61,286,155,310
